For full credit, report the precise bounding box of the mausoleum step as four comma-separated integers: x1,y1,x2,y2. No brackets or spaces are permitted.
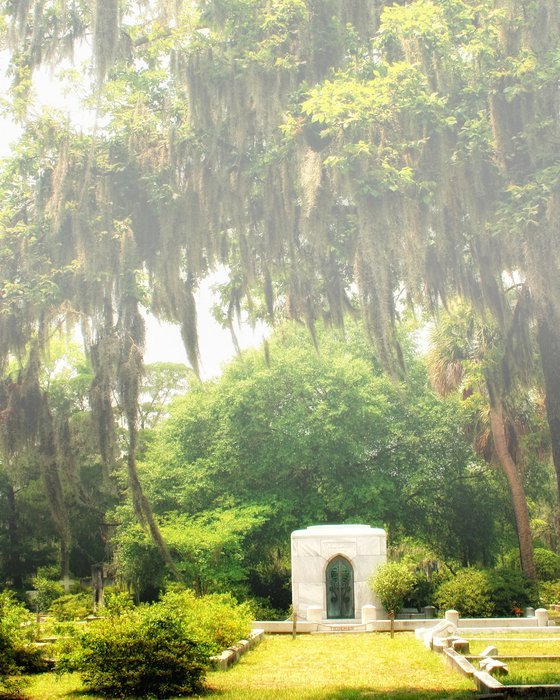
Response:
312,620,368,634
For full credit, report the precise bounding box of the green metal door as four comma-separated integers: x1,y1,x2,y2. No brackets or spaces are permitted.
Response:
326,556,354,619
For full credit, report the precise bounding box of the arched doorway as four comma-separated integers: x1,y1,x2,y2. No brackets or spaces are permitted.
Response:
326,556,354,619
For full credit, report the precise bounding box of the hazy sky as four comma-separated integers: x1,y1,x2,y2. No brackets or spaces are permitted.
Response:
144,275,268,379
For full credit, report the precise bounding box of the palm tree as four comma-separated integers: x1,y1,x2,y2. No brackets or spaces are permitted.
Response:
427,303,536,580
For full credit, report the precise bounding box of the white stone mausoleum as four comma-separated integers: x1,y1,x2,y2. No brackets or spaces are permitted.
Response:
291,524,387,621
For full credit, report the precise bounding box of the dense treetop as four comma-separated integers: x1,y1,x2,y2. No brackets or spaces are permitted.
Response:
0,0,558,581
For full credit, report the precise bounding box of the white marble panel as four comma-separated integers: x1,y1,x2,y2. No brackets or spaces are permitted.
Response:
294,538,323,558
356,532,386,556
353,556,384,580
320,539,357,559
295,582,324,609
292,555,325,583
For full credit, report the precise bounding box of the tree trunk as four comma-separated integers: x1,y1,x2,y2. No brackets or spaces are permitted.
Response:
537,312,560,507
6,483,24,589
126,418,183,583
488,404,536,580
38,396,71,580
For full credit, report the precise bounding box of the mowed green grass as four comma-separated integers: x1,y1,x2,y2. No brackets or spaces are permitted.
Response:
503,659,560,686
24,633,474,700
467,635,560,657
460,632,560,688
469,638,560,656
204,633,474,699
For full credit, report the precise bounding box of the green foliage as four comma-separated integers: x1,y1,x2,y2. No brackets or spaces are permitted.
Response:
0,0,559,622
389,540,450,610
58,603,210,697
486,568,534,616
100,589,135,617
159,588,253,654
112,505,268,599
30,576,64,614
434,568,494,617
136,322,502,608
0,590,42,690
48,592,92,621
538,580,560,606
138,362,193,432
503,547,560,582
533,548,560,582
434,567,535,617
369,562,416,614
248,596,287,621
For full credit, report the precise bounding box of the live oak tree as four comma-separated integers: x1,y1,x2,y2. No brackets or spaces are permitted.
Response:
133,322,508,605
0,0,559,576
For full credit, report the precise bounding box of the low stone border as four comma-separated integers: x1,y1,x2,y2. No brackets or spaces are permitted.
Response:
443,647,477,678
252,613,560,635
416,624,560,698
210,629,264,671
474,670,560,698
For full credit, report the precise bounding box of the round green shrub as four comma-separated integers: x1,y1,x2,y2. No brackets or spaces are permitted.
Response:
487,568,534,616
434,567,535,617
159,589,253,654
369,562,416,614
534,548,560,582
434,568,494,617
30,576,65,615
49,593,92,621
539,579,560,606
0,591,44,692
58,604,209,697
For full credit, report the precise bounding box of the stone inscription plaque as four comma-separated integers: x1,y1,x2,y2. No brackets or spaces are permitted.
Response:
321,539,357,559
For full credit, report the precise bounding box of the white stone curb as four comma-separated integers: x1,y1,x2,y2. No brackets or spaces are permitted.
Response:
210,629,264,671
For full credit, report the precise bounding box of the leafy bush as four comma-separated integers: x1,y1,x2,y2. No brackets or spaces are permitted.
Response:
58,604,209,697
404,570,443,611
49,593,92,621
534,549,560,582
502,547,560,583
369,562,416,614
434,567,535,617
487,568,534,616
539,580,560,606
248,596,288,621
0,592,25,685
159,589,253,653
99,588,135,616
0,591,45,692
434,568,494,617
30,576,65,615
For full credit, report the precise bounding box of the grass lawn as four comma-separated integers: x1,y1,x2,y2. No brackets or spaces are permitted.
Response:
503,660,560,685
461,632,560,687
466,636,560,656
204,633,474,699
22,633,474,700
